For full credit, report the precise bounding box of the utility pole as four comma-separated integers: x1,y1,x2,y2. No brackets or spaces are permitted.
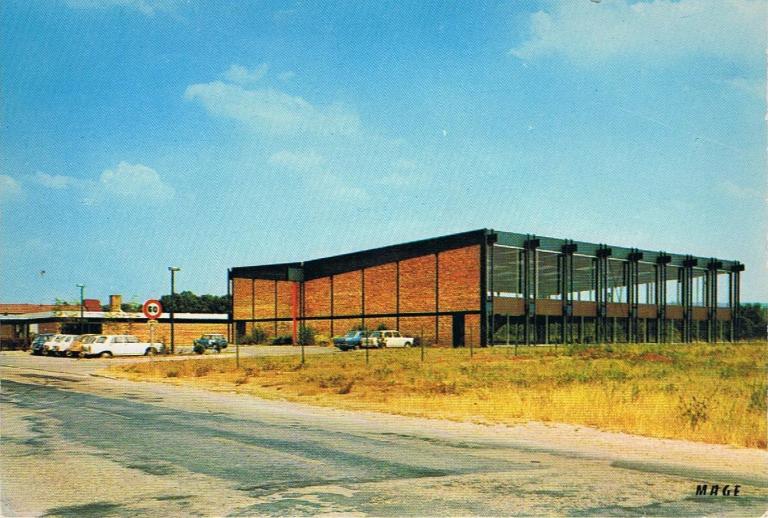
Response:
76,284,85,333
168,267,180,354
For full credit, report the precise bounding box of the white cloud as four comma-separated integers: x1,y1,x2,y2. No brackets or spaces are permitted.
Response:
64,0,181,15
720,180,763,200
269,149,326,172
306,172,369,201
223,64,269,85
0,175,22,201
33,172,77,189
378,159,429,187
722,77,765,99
510,0,766,66
278,71,296,82
184,81,360,135
97,162,175,201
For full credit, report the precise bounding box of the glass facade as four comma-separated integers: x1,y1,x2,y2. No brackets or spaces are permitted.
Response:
537,250,561,300
692,269,706,306
665,265,681,305
607,258,626,303
491,245,522,297
717,272,730,308
571,255,596,302
636,262,656,304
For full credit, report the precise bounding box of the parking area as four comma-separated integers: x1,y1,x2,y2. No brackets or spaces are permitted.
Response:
1,345,335,376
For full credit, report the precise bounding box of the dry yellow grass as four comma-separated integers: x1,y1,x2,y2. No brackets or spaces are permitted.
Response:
108,342,767,448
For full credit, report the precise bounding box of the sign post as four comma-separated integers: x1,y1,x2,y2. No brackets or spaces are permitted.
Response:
142,299,163,353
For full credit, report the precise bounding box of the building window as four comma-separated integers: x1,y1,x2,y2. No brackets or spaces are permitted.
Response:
537,250,561,300
491,245,522,298
607,258,627,303
636,262,656,304
571,255,596,302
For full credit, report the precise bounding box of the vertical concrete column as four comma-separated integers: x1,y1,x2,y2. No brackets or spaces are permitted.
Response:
730,264,744,341
682,257,697,343
561,242,577,345
523,237,539,346
628,251,643,343
596,246,611,344
656,254,671,343
706,260,722,343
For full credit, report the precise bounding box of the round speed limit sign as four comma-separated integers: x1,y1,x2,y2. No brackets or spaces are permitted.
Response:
142,299,163,320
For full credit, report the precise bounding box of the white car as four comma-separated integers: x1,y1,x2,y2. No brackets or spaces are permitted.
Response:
370,330,415,348
82,335,164,358
49,334,79,356
43,334,77,356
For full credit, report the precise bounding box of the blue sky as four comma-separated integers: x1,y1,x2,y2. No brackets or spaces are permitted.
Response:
1,0,765,305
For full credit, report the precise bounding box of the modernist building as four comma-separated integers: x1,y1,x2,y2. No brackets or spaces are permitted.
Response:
228,229,744,347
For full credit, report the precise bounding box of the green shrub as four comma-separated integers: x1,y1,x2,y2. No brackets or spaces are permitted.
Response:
298,325,316,345
678,396,708,430
240,326,267,345
271,334,293,345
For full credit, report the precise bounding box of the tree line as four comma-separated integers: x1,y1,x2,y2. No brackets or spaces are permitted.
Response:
96,292,231,314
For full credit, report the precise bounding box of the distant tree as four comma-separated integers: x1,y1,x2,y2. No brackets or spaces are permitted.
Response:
160,291,230,314
738,303,767,340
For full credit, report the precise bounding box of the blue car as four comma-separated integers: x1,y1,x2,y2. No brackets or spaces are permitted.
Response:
333,331,380,351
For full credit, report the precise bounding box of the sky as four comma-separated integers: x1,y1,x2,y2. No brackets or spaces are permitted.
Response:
1,0,765,306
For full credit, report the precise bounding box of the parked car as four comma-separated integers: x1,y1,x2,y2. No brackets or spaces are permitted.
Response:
370,330,415,348
42,334,65,356
333,331,379,351
79,335,164,358
48,334,79,356
30,333,55,355
193,333,228,353
68,334,99,357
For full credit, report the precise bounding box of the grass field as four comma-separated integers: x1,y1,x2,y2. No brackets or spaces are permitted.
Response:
109,341,767,448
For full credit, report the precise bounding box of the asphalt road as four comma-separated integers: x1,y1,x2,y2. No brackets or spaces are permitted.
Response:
2,352,767,517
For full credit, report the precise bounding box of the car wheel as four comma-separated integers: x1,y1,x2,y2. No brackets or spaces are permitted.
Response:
145,347,157,356
100,351,113,358
404,342,412,348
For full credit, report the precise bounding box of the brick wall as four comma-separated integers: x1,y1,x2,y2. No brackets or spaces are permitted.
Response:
399,316,436,344
254,279,275,320
438,246,480,312
363,263,397,315
102,321,228,346
276,281,295,319
399,255,436,313
232,278,252,320
305,277,331,317
231,244,483,346
333,271,362,316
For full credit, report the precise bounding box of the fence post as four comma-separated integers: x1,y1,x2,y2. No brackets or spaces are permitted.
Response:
420,327,424,363
469,324,474,358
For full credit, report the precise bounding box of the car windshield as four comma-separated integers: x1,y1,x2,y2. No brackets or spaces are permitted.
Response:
344,332,358,338
370,332,381,337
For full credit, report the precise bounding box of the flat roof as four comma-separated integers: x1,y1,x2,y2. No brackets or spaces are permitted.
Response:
0,311,228,324
230,228,742,281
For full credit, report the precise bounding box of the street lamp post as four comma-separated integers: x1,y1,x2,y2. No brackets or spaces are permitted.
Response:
168,267,180,354
76,284,85,333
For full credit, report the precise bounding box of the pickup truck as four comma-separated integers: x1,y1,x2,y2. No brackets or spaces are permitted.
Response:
333,331,380,351
369,330,415,348
74,334,164,358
